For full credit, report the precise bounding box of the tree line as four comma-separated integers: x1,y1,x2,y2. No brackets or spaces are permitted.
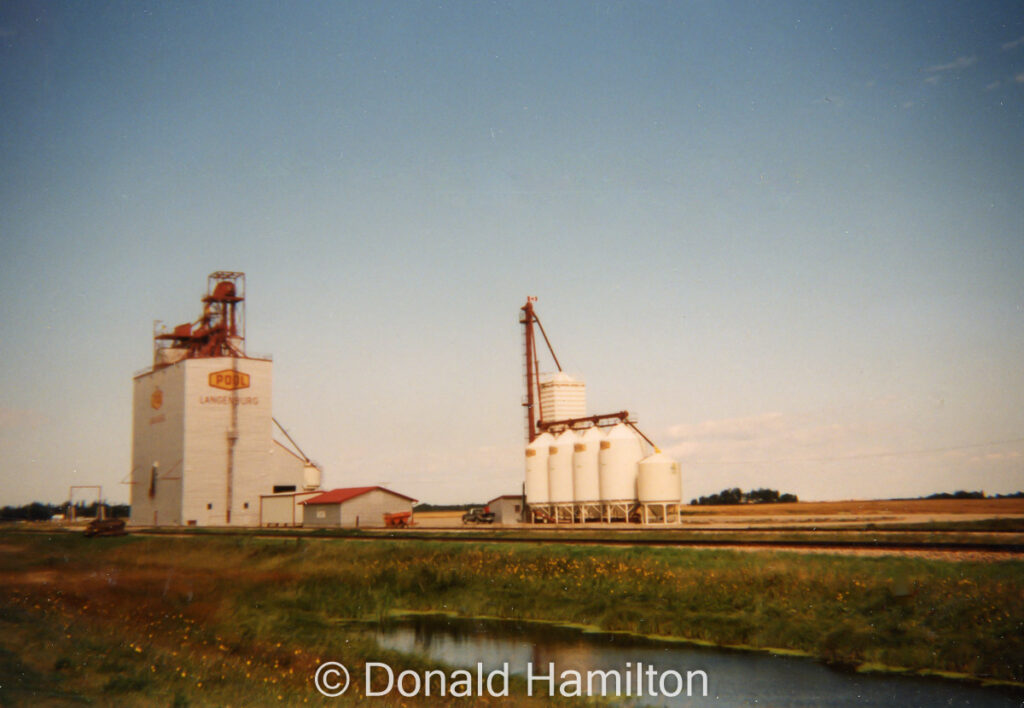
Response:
924,490,1023,499
690,487,798,506
0,502,130,522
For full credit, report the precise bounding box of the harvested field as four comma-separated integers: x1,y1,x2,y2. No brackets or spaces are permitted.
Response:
407,498,1024,530
683,497,1024,516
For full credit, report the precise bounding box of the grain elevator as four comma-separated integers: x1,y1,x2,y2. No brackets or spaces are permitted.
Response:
130,272,320,526
520,297,683,524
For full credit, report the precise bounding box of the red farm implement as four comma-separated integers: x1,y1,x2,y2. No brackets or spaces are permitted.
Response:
383,511,414,528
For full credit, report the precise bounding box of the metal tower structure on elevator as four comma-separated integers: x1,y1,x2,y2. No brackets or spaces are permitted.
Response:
519,297,653,445
153,271,246,366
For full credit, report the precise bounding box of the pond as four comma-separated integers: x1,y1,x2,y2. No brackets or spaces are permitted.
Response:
368,614,1021,707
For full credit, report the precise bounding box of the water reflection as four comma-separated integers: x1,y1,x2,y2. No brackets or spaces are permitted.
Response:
370,614,1020,708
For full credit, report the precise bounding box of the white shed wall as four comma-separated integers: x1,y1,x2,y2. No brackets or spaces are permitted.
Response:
301,490,414,528
339,489,414,528
302,503,342,527
489,497,523,524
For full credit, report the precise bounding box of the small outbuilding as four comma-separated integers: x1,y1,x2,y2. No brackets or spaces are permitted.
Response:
487,495,524,525
301,486,417,528
259,491,323,527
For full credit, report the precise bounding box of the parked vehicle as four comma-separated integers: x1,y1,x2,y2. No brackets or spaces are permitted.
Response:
461,507,495,524
83,518,127,537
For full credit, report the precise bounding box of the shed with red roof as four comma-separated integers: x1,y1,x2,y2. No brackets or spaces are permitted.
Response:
301,486,417,528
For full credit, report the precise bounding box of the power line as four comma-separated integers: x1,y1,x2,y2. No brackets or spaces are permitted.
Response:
683,436,1024,466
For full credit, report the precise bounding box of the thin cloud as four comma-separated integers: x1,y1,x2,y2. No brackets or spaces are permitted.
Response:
925,55,977,72
1016,72,1024,84
985,81,1001,91
666,412,786,443
924,75,941,85
664,411,1024,466
1002,36,1024,51
661,413,871,468
981,451,1021,461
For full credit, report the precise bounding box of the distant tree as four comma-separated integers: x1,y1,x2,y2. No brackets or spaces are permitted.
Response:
412,503,481,512
0,502,61,522
690,487,798,506
26,502,53,521
726,488,742,504
748,488,782,504
926,491,985,500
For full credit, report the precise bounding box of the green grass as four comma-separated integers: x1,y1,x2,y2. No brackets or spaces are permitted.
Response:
69,521,1022,549
0,530,1021,706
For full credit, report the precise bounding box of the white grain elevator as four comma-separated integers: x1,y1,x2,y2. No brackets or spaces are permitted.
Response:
130,271,320,526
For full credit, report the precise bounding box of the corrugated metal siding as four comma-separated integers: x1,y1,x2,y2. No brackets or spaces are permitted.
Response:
182,358,275,526
132,357,311,527
273,442,307,490
130,364,185,526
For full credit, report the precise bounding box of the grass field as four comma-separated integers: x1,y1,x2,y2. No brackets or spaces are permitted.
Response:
0,530,1021,705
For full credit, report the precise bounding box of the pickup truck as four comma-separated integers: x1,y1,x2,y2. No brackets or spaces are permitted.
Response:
461,507,496,524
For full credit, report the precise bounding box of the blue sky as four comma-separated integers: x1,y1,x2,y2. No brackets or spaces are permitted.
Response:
1,1,1022,506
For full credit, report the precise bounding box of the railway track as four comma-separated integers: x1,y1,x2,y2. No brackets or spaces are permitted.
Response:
10,525,1021,554
124,527,1024,554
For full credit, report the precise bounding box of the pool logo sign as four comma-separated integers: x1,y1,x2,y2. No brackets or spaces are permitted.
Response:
150,388,163,410
208,370,250,391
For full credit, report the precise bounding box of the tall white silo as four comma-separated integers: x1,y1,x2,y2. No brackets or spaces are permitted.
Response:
573,426,604,522
573,426,603,502
598,423,644,520
525,432,554,507
548,430,576,503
